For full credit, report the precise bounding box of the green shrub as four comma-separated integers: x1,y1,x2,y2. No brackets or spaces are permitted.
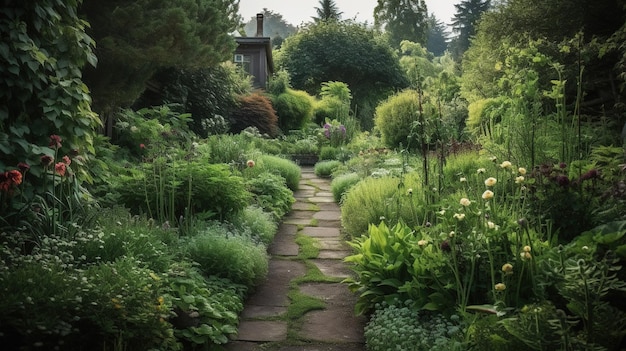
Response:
115,162,250,222
319,146,339,160
374,89,438,149
314,160,342,177
246,172,295,220
230,205,278,246
365,301,463,351
273,88,315,132
341,173,425,238
230,93,280,137
248,154,301,191
331,172,361,202
164,263,245,346
204,133,254,164
185,223,269,289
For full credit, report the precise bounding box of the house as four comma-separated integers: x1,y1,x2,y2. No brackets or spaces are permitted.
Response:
234,14,274,89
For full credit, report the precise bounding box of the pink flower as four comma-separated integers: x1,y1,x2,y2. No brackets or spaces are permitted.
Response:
246,160,255,168
62,155,71,166
49,134,62,148
18,162,30,172
40,155,54,167
140,143,145,149
55,162,67,176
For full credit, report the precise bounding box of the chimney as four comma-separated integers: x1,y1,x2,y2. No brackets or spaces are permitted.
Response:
256,13,264,37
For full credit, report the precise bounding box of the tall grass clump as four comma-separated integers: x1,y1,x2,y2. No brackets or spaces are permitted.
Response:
330,172,361,203
229,205,278,246
314,160,342,177
185,222,268,289
247,154,301,191
341,173,425,238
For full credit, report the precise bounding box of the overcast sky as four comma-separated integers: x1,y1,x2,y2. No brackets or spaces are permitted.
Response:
238,0,459,28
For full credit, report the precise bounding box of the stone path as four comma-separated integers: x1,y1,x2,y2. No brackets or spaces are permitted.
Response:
225,167,366,351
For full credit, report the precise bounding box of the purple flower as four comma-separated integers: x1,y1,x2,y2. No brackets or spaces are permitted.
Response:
556,175,570,187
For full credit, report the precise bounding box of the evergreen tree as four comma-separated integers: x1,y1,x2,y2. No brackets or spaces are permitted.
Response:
243,8,297,46
426,15,449,56
313,0,343,22
374,0,429,48
450,0,491,59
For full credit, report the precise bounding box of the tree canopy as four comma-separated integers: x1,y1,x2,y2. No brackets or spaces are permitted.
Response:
242,8,297,48
374,0,429,48
450,0,491,59
276,21,408,128
79,0,240,118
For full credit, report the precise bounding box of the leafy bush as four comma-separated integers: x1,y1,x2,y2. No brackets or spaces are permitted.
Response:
374,89,438,149
115,162,250,222
249,154,301,191
341,173,425,238
314,160,342,177
230,93,280,137
273,88,315,132
164,263,245,346
330,172,361,202
319,146,339,160
246,172,295,220
365,300,463,351
204,133,255,165
230,205,278,246
185,222,269,289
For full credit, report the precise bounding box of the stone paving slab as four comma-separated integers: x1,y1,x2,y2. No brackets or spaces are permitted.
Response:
299,307,366,343
318,250,352,259
242,305,287,319
246,260,306,307
309,196,336,203
294,190,316,198
316,191,334,197
285,210,316,219
310,259,353,279
235,320,288,342
317,202,341,211
317,239,348,251
298,283,356,307
292,202,317,211
313,211,341,221
301,227,340,238
282,218,313,226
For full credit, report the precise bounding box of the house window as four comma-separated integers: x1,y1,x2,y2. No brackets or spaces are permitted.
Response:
234,54,251,74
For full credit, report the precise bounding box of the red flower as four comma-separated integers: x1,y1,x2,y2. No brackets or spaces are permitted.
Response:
41,155,54,167
62,155,71,166
49,134,62,149
18,162,30,172
55,162,67,176
7,170,22,186
140,143,145,149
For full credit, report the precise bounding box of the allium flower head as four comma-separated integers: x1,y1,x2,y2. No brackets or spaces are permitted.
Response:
460,198,471,207
484,177,497,187
502,263,513,274
482,190,494,200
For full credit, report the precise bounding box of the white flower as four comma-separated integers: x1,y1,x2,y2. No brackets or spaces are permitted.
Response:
417,240,428,247
484,177,497,187
515,176,525,184
518,167,527,175
482,190,494,200
453,213,465,221
477,168,486,174
500,161,512,169
460,177,467,182
460,198,471,207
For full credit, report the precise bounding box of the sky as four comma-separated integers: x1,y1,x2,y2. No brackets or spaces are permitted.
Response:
238,0,459,28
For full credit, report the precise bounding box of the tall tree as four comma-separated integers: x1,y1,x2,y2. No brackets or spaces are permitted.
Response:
313,0,343,22
374,0,429,48
79,0,240,131
426,14,450,56
450,0,491,59
277,21,408,129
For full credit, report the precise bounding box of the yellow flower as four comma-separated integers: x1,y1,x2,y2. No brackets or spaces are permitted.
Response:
487,221,496,229
407,188,413,195
460,198,471,207
495,283,507,291
453,213,465,221
523,245,531,252
518,167,527,175
477,168,486,174
515,176,525,184
460,177,467,182
520,251,532,260
500,161,512,169
484,177,497,187
502,263,514,274
417,239,428,247
482,190,494,200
